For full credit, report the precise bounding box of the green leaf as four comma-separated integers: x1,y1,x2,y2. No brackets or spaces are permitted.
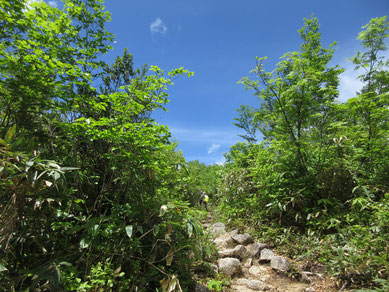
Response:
153,225,160,236
80,238,89,249
5,125,16,142
25,160,34,171
166,249,174,266
0,263,7,272
125,225,133,238
187,222,193,238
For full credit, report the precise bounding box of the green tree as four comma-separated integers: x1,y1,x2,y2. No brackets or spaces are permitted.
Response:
233,105,260,143
239,16,342,177
344,16,389,188
0,1,206,290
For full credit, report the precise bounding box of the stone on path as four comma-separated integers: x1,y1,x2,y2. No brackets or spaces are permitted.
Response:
247,242,268,258
195,283,209,292
213,229,239,249
218,258,241,277
209,222,226,237
244,257,253,268
248,265,262,276
270,255,290,272
248,265,271,282
233,245,249,259
219,244,249,260
213,236,234,249
260,248,275,262
236,278,267,290
218,248,235,258
232,233,254,245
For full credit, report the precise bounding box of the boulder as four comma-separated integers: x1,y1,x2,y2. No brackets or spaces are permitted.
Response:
236,278,267,290
244,258,253,268
247,242,268,258
209,222,226,237
214,236,235,249
234,245,250,259
248,265,262,276
260,248,275,262
218,258,241,277
219,245,249,260
270,255,290,272
231,233,254,245
218,248,235,258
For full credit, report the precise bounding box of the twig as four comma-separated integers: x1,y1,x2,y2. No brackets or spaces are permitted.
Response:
338,280,349,292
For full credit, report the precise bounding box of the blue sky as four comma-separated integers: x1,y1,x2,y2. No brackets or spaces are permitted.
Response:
39,0,389,164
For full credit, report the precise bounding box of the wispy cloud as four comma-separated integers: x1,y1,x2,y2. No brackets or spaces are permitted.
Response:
215,156,226,165
25,0,58,10
169,127,244,164
208,143,220,154
335,41,389,103
48,1,58,7
150,18,167,34
170,127,242,145
338,67,363,102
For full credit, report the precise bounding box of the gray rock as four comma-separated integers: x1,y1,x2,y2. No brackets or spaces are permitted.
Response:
247,242,268,258
232,233,254,245
236,278,267,290
248,265,262,276
218,258,241,277
213,229,239,249
304,287,315,292
219,248,235,258
210,264,219,274
270,255,290,272
219,245,249,260
260,248,275,261
233,244,250,259
244,257,253,268
195,283,210,292
213,236,235,249
209,222,226,236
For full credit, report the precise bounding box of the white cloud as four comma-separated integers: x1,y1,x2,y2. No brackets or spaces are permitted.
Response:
215,156,226,165
25,0,58,10
338,66,363,102
24,0,42,11
170,127,242,145
334,40,389,103
48,1,58,7
150,18,167,34
208,143,220,154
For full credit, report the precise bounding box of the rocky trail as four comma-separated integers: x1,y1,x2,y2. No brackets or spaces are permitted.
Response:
197,212,340,292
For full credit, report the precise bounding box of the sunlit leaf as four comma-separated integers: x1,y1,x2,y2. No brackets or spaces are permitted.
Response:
125,225,133,238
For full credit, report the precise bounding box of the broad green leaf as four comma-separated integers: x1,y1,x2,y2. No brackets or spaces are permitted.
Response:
125,225,133,238
80,238,89,249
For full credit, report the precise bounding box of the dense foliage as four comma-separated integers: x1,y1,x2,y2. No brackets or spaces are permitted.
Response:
0,0,214,290
1,1,387,291
218,16,389,289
